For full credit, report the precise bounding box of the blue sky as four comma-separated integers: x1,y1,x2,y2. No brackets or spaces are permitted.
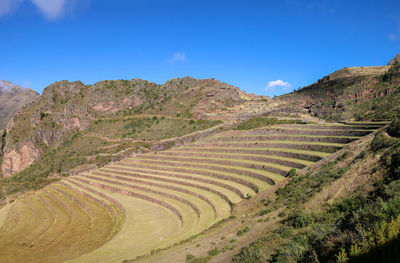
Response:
0,0,399,96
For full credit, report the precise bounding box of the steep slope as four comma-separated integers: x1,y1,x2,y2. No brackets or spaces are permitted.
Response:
0,80,39,129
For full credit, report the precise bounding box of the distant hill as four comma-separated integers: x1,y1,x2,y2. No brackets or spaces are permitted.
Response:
388,53,400,65
279,61,399,121
0,80,39,129
325,66,390,81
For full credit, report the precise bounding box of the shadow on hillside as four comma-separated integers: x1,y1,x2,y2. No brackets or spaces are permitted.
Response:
351,236,400,263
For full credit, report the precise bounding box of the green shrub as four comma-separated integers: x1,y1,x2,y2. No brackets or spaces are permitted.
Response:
336,248,349,263
273,234,311,262
186,254,196,261
388,116,400,138
256,209,272,216
208,248,220,257
371,131,393,152
383,60,400,82
237,226,250,236
287,168,297,177
287,209,314,229
389,151,400,179
355,150,367,161
232,239,268,263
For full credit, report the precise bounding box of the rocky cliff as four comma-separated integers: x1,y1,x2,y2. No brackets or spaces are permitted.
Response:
0,77,243,177
0,80,39,129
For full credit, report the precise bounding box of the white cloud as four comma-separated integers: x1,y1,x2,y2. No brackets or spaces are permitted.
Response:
265,80,291,90
169,52,186,63
31,0,66,20
0,0,22,17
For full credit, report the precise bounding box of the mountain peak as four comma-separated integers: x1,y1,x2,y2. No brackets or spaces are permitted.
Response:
0,80,22,93
0,80,39,129
388,54,400,65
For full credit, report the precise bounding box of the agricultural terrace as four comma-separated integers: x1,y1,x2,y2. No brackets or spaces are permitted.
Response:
0,122,385,263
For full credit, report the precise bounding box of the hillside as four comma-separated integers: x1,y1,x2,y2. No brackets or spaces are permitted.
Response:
278,60,400,122
0,80,39,129
0,118,382,262
0,61,400,263
0,77,262,197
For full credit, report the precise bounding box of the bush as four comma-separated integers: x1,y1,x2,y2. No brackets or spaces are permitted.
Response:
388,117,400,138
237,226,250,236
208,248,220,257
389,151,400,179
287,168,297,177
383,60,400,82
355,150,367,161
287,209,314,229
232,239,268,263
371,132,393,152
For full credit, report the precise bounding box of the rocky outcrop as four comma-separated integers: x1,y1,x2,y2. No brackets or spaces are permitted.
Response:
388,54,400,65
2,141,39,177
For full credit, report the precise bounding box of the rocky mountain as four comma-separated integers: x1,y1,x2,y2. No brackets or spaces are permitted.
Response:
0,77,244,178
388,53,400,65
0,80,39,129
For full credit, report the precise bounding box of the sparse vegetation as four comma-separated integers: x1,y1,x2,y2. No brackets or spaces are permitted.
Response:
235,117,303,130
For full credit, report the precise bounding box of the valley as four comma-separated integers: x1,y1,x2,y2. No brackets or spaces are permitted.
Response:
0,57,399,263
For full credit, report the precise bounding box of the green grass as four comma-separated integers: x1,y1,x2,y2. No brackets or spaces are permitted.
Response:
88,117,221,141
195,140,346,147
63,181,184,263
127,157,285,184
255,127,376,132
104,165,249,198
165,150,314,166
234,117,302,130
78,173,219,223
179,146,331,158
63,175,230,263
145,154,295,172
116,161,270,192
98,167,243,203
212,134,362,139
85,171,232,219
0,185,117,263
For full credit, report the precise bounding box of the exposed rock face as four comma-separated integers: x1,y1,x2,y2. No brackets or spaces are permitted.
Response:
0,80,39,129
2,141,39,177
0,77,244,177
388,54,400,65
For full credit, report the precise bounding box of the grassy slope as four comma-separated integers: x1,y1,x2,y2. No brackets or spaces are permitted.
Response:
230,121,400,263
280,64,400,122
